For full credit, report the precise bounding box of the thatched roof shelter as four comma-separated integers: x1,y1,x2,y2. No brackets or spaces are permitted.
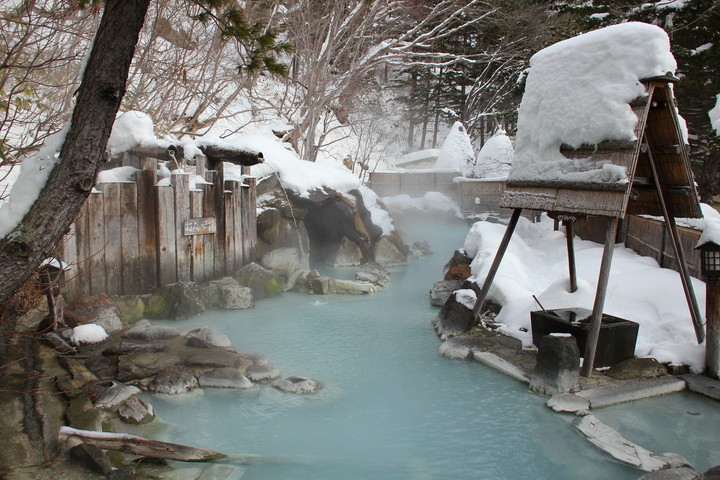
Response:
500,77,701,219
472,23,705,376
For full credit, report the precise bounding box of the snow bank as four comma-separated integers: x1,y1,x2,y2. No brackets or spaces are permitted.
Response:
510,22,676,184
472,129,514,178
710,94,720,136
464,215,706,372
71,324,108,345
0,126,67,239
382,192,461,218
434,122,475,174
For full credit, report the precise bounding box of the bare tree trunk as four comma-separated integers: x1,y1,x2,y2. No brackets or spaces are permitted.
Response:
0,0,151,306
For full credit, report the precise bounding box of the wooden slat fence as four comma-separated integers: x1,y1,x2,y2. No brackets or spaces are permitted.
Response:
574,214,702,278
55,157,256,302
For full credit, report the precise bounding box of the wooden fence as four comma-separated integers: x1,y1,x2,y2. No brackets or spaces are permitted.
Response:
56,158,256,302
368,171,458,199
573,214,702,278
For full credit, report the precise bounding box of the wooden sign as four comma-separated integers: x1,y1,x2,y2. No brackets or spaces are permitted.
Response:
184,217,216,236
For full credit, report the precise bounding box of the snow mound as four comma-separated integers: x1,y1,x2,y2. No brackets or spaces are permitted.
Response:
359,186,395,235
510,22,676,184
108,111,157,155
71,324,108,345
239,134,361,197
434,122,475,174
463,215,706,372
472,129,514,178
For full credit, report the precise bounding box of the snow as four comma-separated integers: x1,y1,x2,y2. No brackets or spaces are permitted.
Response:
710,94,720,136
471,129,514,178
358,186,395,235
0,125,68,239
463,214,707,372
434,122,475,175
455,289,477,310
510,22,677,184
107,111,157,155
238,134,361,197
71,324,108,345
97,166,139,183
382,192,462,218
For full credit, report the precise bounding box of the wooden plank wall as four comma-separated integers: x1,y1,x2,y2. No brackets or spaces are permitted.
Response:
56,157,256,302
574,214,701,278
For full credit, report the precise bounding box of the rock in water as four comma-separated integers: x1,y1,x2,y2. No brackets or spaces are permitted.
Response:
272,376,319,394
432,291,475,339
233,262,282,299
198,368,253,389
186,326,232,348
355,262,390,287
530,334,580,396
245,363,281,382
149,365,198,394
429,280,463,306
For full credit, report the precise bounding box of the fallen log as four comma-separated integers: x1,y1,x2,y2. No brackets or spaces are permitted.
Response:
59,427,225,463
59,427,303,465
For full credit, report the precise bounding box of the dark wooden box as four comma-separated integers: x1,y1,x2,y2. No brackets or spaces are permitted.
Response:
530,308,639,368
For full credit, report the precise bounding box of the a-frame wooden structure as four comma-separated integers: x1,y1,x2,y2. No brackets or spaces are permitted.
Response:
474,76,704,376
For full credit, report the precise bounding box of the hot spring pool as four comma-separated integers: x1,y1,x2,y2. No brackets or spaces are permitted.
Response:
143,216,707,479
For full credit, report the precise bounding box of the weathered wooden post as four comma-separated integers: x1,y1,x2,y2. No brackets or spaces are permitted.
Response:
697,240,720,379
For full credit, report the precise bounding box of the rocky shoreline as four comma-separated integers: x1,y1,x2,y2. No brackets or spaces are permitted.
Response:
0,258,405,479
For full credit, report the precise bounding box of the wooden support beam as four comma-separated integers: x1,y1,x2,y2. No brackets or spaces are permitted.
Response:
471,208,522,324
581,217,619,377
505,179,628,192
564,220,577,293
644,135,705,343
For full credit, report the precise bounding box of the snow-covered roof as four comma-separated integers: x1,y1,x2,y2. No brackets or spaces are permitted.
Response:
501,22,701,219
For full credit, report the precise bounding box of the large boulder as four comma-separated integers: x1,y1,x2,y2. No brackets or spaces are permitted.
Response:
260,247,309,281
529,334,580,396
233,262,282,300
64,294,125,332
432,290,476,339
145,282,205,319
245,363,281,382
373,236,408,267
149,365,198,394
326,237,364,267
429,280,463,306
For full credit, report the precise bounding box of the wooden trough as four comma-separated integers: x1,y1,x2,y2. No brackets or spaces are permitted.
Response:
474,76,704,376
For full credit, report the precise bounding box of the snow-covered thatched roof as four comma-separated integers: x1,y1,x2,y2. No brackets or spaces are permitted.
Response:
501,22,701,219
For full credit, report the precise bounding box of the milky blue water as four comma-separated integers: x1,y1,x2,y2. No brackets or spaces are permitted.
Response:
147,216,641,479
